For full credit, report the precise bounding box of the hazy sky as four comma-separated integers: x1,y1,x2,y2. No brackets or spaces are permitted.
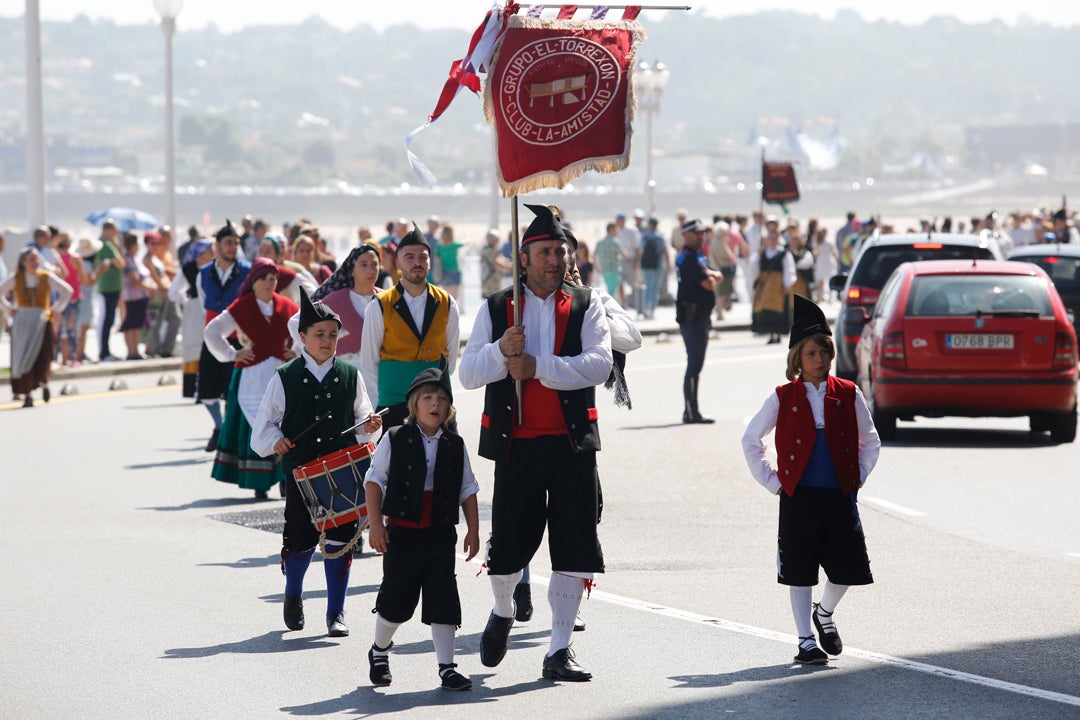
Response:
7,0,1080,32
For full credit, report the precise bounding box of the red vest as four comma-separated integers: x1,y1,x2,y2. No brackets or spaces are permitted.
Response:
226,292,298,368
508,290,572,439
774,375,860,496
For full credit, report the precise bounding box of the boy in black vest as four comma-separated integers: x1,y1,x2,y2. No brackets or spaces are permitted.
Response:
363,367,480,691
251,289,383,638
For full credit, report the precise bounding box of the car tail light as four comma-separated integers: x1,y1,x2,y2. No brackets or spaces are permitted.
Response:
912,243,943,249
1053,332,1076,370
846,286,879,305
882,331,906,369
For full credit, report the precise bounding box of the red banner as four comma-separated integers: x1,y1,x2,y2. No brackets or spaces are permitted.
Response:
762,161,800,204
485,15,644,197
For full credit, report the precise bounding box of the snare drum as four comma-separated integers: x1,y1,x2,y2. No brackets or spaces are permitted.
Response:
292,442,375,531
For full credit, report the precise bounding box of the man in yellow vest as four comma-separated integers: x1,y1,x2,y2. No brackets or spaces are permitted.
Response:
360,223,460,428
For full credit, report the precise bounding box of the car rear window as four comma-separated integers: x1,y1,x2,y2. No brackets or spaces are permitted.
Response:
850,246,997,290
1016,256,1080,295
906,275,1053,317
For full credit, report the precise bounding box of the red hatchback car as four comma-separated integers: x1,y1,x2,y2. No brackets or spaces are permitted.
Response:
851,259,1078,442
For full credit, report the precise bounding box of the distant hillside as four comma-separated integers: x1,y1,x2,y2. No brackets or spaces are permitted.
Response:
2,10,1080,185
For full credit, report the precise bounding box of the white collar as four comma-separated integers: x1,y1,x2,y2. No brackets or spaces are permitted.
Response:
302,349,335,374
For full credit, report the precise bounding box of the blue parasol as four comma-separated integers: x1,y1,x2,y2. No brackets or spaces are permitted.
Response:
86,207,159,233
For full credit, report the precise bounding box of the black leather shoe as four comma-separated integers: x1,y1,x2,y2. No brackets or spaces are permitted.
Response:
205,428,220,452
326,611,349,637
573,614,586,632
513,583,533,622
283,596,304,631
682,413,715,424
439,663,472,691
480,611,514,667
813,603,843,656
42,385,50,403
794,644,829,665
542,646,592,681
368,645,392,687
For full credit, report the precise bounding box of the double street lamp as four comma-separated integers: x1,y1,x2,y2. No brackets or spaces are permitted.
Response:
154,0,183,234
633,59,670,218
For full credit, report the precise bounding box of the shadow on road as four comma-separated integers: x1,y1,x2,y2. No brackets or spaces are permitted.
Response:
125,458,213,470
163,631,337,659
619,422,693,431
671,661,832,688
280,676,556,715
886,426,1058,449
141,497,269,512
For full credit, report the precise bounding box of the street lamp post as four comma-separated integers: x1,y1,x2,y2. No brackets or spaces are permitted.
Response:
633,59,670,218
25,0,47,230
154,0,183,233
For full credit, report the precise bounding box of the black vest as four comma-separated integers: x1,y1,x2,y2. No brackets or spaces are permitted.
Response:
477,283,600,461
380,423,465,526
277,357,359,479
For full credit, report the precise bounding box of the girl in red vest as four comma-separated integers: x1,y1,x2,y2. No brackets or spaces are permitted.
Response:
742,294,881,664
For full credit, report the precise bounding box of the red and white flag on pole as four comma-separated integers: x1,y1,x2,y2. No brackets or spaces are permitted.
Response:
484,9,644,196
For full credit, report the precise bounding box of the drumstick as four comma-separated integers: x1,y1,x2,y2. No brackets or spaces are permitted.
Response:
339,407,390,436
290,412,331,444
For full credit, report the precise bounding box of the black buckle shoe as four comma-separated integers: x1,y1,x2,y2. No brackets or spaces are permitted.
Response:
794,637,828,665
368,644,392,687
439,663,472,691
326,611,349,637
813,603,843,656
480,611,514,667
542,646,592,681
283,596,304,631
513,583,533,622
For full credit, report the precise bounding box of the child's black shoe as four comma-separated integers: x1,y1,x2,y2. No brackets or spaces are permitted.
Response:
368,644,393,687
439,663,472,691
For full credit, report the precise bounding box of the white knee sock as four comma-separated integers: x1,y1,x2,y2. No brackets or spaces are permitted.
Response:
490,570,523,618
431,623,456,666
547,573,585,656
373,613,401,654
819,581,849,615
789,586,814,646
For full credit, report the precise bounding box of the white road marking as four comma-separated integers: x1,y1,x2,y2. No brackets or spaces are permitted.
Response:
465,557,1080,707
1067,553,1080,559
860,495,928,517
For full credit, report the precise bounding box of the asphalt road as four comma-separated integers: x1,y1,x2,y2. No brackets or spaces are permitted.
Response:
3,333,1079,719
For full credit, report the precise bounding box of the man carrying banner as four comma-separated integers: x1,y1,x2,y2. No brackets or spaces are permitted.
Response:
459,204,612,682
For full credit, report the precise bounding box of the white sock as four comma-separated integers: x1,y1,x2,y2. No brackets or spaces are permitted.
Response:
547,573,584,656
789,586,814,646
431,623,456,666
490,570,523,618
819,581,849,616
372,613,401,654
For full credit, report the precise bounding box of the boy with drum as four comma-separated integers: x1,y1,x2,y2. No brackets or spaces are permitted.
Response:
251,289,383,637
362,367,480,691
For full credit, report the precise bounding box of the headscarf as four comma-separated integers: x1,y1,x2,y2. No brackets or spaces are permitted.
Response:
311,243,379,301
182,239,212,266
236,256,278,297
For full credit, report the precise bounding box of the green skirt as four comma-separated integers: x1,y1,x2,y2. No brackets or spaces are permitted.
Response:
212,367,285,492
